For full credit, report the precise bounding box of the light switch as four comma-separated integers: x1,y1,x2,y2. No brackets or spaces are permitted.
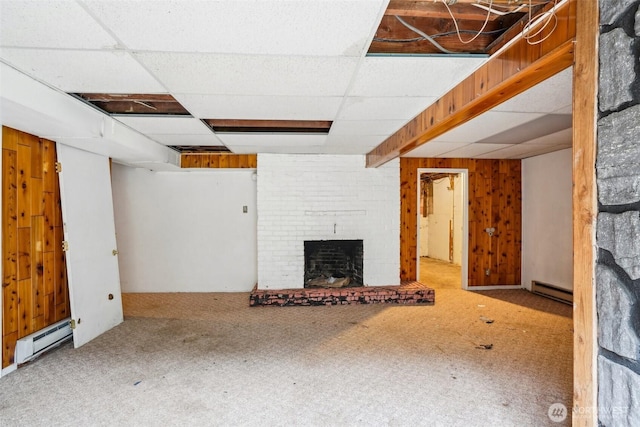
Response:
243,206,248,213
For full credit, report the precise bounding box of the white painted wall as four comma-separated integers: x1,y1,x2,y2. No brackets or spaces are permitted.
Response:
111,164,257,292
419,217,429,257
522,149,573,291
257,154,400,289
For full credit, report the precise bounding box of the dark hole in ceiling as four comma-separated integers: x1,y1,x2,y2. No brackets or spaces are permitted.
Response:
169,145,232,154
369,0,551,55
72,93,190,115
203,119,332,134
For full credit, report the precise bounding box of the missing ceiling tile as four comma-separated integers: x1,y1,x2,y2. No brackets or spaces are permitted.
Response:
169,145,231,154
204,119,332,134
72,93,190,115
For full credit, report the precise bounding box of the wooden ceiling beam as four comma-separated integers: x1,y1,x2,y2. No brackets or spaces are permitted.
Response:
384,0,552,20
366,0,576,168
385,1,500,21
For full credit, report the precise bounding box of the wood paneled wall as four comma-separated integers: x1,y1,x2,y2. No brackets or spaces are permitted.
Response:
2,126,70,368
181,153,257,169
401,158,522,287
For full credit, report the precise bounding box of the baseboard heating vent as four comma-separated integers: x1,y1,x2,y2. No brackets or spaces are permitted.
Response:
15,318,73,364
531,281,573,305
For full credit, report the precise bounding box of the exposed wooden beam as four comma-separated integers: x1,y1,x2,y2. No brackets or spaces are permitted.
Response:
385,1,501,21
366,0,576,168
572,0,598,423
384,0,552,20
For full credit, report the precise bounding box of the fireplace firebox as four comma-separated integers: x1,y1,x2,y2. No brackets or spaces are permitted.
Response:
304,240,363,288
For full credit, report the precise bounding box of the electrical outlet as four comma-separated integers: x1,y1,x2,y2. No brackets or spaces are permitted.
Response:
243,206,248,213
485,268,491,276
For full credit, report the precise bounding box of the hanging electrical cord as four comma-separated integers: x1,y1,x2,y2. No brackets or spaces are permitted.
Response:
471,3,527,16
394,15,456,54
522,0,560,45
373,28,505,44
441,0,494,45
384,0,561,53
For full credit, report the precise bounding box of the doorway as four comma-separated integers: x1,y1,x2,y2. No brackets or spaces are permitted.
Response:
416,168,468,289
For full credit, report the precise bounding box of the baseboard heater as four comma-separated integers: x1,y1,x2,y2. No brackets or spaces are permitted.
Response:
531,281,573,305
15,318,73,365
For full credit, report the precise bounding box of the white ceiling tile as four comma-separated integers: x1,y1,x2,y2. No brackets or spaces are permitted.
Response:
219,133,327,149
231,145,327,155
83,0,385,56
521,127,573,145
553,104,573,114
323,134,388,154
0,48,165,93
115,116,211,135
475,144,541,159
147,134,225,147
136,53,359,96
477,144,572,159
493,67,573,113
0,1,118,49
337,96,436,120
437,143,507,158
174,94,343,120
330,120,406,136
350,56,486,97
434,112,546,143
403,142,472,158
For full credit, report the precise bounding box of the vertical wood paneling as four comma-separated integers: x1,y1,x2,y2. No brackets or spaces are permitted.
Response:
180,153,258,169
400,158,521,287
31,216,44,318
16,144,32,228
2,280,18,338
2,127,69,368
42,139,56,193
2,147,19,358
17,227,31,280
43,192,55,252
17,278,33,337
2,332,17,366
43,251,55,297
54,225,69,312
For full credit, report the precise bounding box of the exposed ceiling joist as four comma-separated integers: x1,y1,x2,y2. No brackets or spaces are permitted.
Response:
366,0,576,167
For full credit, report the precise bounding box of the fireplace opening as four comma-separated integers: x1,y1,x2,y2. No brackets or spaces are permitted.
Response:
304,240,363,288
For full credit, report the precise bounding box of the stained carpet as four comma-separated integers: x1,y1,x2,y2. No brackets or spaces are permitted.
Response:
0,267,572,426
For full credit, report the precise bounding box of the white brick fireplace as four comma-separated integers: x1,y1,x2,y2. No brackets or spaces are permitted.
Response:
257,154,400,290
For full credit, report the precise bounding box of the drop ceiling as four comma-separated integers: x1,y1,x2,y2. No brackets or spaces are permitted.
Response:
0,0,571,160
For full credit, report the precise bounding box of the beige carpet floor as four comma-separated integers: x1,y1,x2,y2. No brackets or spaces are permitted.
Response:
0,263,572,426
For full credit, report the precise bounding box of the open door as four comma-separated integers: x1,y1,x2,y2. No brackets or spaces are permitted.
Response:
417,168,469,289
56,144,123,348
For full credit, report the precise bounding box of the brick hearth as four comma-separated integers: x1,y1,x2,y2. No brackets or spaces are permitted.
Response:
249,281,434,307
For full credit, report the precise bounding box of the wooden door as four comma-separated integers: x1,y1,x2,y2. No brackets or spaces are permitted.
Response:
56,144,122,348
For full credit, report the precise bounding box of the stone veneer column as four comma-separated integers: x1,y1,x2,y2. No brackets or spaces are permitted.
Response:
596,1,640,426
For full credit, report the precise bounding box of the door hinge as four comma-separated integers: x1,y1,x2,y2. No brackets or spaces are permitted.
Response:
62,241,69,252
55,162,62,173
69,319,76,329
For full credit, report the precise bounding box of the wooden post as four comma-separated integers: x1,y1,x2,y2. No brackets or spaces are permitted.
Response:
572,0,598,424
